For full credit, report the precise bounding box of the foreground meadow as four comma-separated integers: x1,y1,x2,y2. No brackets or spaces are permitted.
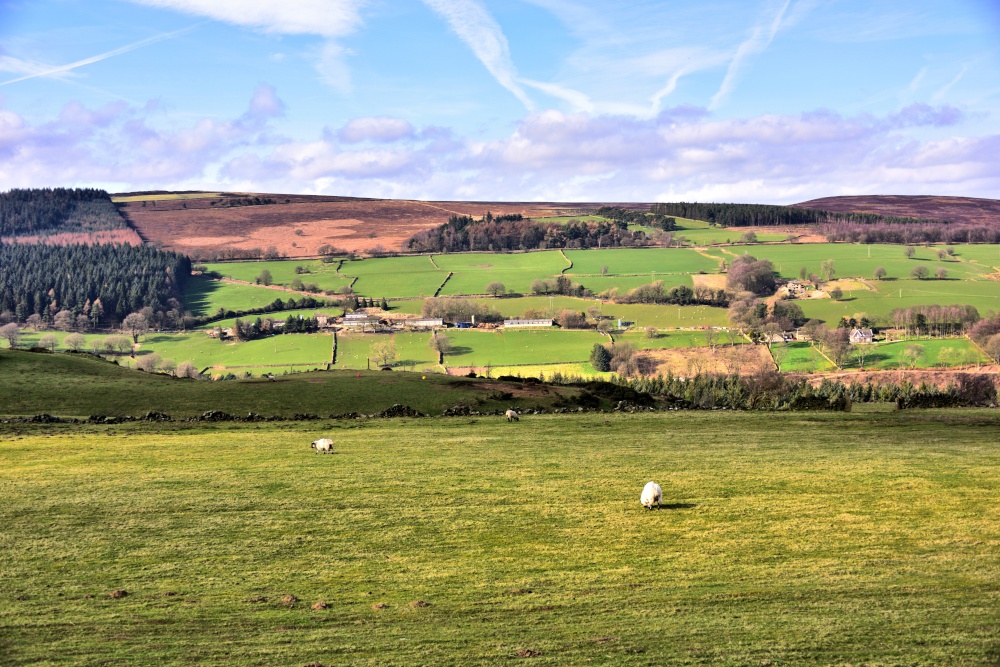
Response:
2,411,999,666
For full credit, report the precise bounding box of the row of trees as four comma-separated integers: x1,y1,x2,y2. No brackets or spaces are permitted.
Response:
613,281,728,307
608,371,996,410
406,213,652,253
0,243,191,326
0,188,126,236
651,202,946,228
825,222,1000,245
595,207,675,231
228,315,321,342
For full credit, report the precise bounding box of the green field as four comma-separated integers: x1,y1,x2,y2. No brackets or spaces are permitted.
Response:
773,341,836,373
136,332,334,374
334,332,439,371
796,279,1000,324
0,350,569,417
435,251,569,295
443,329,606,367
3,411,1000,664
183,275,296,317
111,192,222,202
565,247,718,276
843,338,986,370
706,243,994,281
615,329,717,350
340,256,446,298
389,296,729,328
202,260,353,292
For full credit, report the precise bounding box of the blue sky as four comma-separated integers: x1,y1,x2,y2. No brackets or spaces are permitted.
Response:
1,0,998,202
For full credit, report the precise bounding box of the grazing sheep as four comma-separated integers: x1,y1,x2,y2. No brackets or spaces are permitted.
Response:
640,481,662,510
311,438,334,454
505,409,519,422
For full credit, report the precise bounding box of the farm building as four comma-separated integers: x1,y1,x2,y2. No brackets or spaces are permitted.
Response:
342,312,380,332
406,318,444,330
503,318,554,328
786,280,809,296
849,328,874,344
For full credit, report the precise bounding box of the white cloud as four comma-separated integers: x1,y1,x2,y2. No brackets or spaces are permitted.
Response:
709,0,792,111
421,0,534,110
3,88,997,204
127,0,366,91
338,117,415,143
0,25,199,87
127,0,364,38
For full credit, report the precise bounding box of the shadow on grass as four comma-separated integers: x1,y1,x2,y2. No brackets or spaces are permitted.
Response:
183,275,224,317
659,503,698,510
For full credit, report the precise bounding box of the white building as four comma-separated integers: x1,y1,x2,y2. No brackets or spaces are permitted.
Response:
503,318,554,328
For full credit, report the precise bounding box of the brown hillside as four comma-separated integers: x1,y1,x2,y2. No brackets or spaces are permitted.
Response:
118,193,638,257
793,195,1000,225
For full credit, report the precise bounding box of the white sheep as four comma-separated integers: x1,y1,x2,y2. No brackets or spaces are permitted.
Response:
640,481,662,510
311,438,334,454
505,409,519,422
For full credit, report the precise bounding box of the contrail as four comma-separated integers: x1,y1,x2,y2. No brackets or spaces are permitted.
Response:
0,23,201,86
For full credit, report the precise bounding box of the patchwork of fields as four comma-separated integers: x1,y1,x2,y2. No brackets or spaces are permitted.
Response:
8,239,991,379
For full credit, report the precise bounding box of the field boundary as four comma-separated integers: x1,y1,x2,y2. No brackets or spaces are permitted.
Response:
559,249,573,274
434,272,454,297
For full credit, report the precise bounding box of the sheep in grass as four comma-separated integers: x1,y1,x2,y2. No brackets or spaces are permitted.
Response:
505,409,519,422
311,438,334,454
640,481,662,510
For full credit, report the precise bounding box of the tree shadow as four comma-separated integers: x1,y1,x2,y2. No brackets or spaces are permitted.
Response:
445,345,473,357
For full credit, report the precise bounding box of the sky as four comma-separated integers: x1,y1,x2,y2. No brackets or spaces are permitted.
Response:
0,0,998,203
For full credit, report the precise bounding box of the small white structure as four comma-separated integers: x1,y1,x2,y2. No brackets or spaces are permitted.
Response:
849,328,874,345
311,438,334,454
505,409,519,422
342,312,379,331
640,481,662,510
503,318,553,328
408,318,444,330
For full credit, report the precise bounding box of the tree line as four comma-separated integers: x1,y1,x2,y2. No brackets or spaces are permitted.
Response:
595,207,675,231
0,242,191,326
651,202,947,228
824,221,1000,245
0,188,126,236
406,213,651,252
606,371,996,410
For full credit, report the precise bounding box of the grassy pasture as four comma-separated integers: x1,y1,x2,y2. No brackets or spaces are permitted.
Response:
716,243,992,281
435,251,569,295
796,279,1000,324
111,192,221,202
565,247,718,276
3,411,1000,665
773,341,836,373
0,350,561,417
334,332,439,371
443,329,606,367
843,338,986,371
340,256,446,298
581,273,693,295
183,275,295,317
615,330,720,350
487,361,611,379
136,332,334,374
202,260,352,292
389,296,730,328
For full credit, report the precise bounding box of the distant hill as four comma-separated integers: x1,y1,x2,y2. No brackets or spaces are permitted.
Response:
793,195,1000,226
113,191,647,259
